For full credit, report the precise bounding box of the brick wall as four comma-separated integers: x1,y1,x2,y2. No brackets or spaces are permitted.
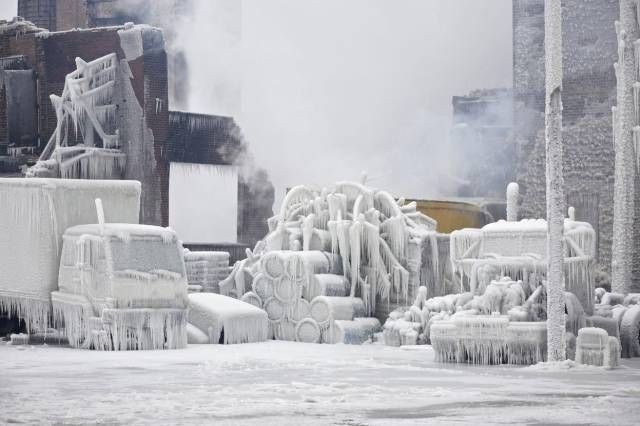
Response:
17,0,56,30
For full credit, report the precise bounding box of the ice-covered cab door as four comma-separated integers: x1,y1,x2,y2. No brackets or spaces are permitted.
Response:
57,236,82,295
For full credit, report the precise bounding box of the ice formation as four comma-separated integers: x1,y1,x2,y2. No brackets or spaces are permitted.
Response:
187,293,269,344
0,178,140,333
219,181,445,344
52,223,189,350
28,54,125,180
612,0,640,295
545,0,566,362
184,251,231,293
449,218,596,313
575,327,621,369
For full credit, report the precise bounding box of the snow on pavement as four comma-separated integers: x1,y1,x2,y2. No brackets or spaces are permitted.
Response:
1,341,639,425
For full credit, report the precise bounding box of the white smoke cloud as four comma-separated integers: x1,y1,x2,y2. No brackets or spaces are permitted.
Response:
44,0,514,210
239,0,513,206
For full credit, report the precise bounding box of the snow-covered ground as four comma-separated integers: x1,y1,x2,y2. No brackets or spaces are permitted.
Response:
1,341,640,425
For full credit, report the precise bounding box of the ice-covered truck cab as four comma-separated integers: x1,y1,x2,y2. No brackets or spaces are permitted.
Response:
52,224,188,350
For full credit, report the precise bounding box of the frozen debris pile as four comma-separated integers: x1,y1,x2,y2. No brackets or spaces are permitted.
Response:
184,251,231,293
220,180,446,343
388,278,585,365
52,223,189,350
575,327,621,369
593,289,640,358
27,53,125,179
187,293,268,344
450,216,596,314
0,178,141,333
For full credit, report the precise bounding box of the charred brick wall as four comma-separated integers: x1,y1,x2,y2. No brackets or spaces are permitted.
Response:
513,0,618,277
17,0,88,31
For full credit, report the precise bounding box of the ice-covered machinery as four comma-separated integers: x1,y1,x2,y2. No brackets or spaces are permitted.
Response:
52,223,189,350
450,218,596,314
220,180,447,343
0,178,140,332
183,251,231,293
28,53,125,179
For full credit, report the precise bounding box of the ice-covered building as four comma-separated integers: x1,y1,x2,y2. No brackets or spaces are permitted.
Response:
512,0,625,286
0,17,273,249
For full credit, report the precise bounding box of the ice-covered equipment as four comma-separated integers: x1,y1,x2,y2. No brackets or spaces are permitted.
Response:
575,327,621,369
450,217,596,314
187,293,269,344
222,180,446,345
28,54,125,179
52,223,189,350
0,178,141,333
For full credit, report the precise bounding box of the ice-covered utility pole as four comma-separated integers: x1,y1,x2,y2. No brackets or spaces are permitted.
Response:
545,0,566,362
611,0,639,294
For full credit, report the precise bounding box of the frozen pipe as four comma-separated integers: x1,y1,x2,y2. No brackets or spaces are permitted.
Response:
305,274,350,300
506,182,519,222
95,198,105,235
310,296,366,324
332,318,381,344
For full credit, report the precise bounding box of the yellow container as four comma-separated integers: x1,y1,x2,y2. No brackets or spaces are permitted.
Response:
408,199,490,233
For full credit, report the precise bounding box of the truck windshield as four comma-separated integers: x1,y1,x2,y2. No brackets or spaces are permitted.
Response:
110,238,184,275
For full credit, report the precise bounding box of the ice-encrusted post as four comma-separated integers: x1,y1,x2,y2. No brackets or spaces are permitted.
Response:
545,0,566,362
506,182,519,222
611,0,639,294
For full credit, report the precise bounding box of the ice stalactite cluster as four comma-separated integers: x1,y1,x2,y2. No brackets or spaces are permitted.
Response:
27,54,125,180
449,217,596,315
385,272,585,365
612,0,640,295
0,179,140,334
220,181,441,343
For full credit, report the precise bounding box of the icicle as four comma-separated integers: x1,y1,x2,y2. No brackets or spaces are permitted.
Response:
506,182,519,222
613,106,618,149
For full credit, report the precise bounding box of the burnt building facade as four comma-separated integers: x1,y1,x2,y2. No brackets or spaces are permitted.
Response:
513,0,619,277
0,16,272,247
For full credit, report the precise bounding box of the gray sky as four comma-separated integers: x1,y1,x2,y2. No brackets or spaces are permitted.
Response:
0,0,513,204
240,0,513,202
0,0,16,20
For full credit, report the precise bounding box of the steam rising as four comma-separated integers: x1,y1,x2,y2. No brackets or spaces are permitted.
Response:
1,0,514,208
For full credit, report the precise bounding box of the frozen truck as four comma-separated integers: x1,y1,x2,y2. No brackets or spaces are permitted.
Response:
0,178,188,350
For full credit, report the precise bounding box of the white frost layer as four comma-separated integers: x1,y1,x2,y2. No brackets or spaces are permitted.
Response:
188,293,269,344
0,178,141,332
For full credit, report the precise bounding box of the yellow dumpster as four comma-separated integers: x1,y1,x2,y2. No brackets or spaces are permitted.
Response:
408,199,493,233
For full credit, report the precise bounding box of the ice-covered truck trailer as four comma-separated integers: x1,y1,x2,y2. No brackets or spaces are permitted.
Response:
0,178,189,350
